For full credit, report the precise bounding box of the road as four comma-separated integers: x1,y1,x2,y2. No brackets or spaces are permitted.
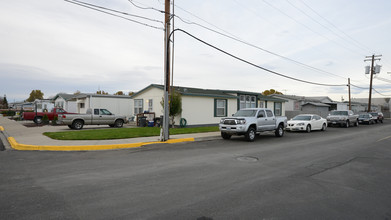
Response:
1,122,391,219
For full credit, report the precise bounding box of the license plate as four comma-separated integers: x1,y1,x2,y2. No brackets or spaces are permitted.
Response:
332,122,336,124
226,127,231,130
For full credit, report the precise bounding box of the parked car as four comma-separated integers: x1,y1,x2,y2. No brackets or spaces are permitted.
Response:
286,114,327,132
358,113,375,124
58,108,127,130
369,112,383,123
219,108,287,142
22,107,72,124
326,110,359,128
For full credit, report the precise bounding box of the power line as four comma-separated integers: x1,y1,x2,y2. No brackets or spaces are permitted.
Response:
261,0,363,56
128,0,165,14
172,29,347,87
174,3,347,81
65,0,164,30
298,0,372,53
286,0,370,54
71,0,163,24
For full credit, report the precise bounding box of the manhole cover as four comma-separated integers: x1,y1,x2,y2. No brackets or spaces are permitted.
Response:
236,156,259,162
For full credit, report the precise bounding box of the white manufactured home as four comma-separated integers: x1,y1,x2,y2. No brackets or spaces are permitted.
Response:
53,93,77,113
72,94,133,118
131,84,286,126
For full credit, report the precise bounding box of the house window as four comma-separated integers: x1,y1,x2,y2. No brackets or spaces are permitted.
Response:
214,99,227,117
148,99,153,112
258,101,264,108
274,102,282,116
240,95,256,109
79,103,85,109
240,95,246,109
134,99,143,114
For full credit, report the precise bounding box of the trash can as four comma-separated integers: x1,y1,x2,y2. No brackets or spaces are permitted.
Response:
148,121,154,127
138,116,147,127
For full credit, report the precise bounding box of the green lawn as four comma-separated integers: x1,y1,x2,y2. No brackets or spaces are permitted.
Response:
43,126,219,140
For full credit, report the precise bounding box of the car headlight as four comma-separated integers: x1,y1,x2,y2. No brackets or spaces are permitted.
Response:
236,119,246,124
297,123,305,126
220,119,225,124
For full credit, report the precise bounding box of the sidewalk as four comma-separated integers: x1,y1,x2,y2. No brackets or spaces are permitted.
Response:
0,116,220,151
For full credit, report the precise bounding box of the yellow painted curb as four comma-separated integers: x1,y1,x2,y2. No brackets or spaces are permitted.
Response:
7,137,195,151
0,126,4,131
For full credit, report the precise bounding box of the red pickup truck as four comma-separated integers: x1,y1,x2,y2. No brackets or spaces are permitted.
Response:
23,108,72,124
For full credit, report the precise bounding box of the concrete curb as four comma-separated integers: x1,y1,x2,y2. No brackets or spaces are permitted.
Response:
0,126,11,151
7,136,195,151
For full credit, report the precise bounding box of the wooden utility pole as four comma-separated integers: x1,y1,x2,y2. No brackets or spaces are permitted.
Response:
348,78,351,110
161,0,171,141
364,54,382,112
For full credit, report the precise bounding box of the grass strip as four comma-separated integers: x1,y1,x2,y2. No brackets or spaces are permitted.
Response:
43,126,219,140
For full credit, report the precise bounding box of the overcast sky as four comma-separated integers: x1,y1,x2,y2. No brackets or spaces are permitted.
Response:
1,0,391,102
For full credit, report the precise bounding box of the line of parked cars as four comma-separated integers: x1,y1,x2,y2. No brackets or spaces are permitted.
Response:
358,112,384,124
219,108,385,142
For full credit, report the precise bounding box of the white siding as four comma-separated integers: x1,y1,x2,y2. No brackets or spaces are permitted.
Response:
90,97,133,117
132,87,238,125
54,97,77,113
132,87,164,117
75,96,133,117
181,96,237,125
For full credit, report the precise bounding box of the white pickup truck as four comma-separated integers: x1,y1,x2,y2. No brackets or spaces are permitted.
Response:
58,108,127,130
219,108,287,142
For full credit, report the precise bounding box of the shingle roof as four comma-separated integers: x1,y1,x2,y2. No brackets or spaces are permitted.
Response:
132,84,287,101
301,102,330,107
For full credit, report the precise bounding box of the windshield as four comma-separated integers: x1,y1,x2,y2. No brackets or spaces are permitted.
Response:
330,111,348,116
359,114,370,118
292,115,312,121
233,110,257,117
369,113,378,116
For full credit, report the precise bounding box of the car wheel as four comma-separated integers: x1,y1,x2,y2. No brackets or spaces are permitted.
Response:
221,132,232,140
321,123,326,131
345,120,349,128
245,127,256,142
275,124,284,137
306,124,311,133
72,120,84,130
34,116,43,124
114,119,124,128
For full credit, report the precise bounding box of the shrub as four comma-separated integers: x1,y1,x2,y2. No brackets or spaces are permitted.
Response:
52,116,58,125
42,114,49,125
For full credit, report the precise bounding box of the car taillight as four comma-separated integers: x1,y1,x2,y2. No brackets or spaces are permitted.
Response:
62,115,66,118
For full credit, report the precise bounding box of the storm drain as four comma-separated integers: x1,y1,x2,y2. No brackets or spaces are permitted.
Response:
236,156,259,162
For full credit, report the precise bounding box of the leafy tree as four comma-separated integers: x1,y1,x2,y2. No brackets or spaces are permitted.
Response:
128,91,134,96
74,90,81,95
160,91,182,128
262,89,283,96
114,91,124,95
96,90,108,95
3,95,8,109
26,90,44,102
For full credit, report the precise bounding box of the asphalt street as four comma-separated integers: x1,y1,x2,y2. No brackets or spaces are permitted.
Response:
1,122,391,219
